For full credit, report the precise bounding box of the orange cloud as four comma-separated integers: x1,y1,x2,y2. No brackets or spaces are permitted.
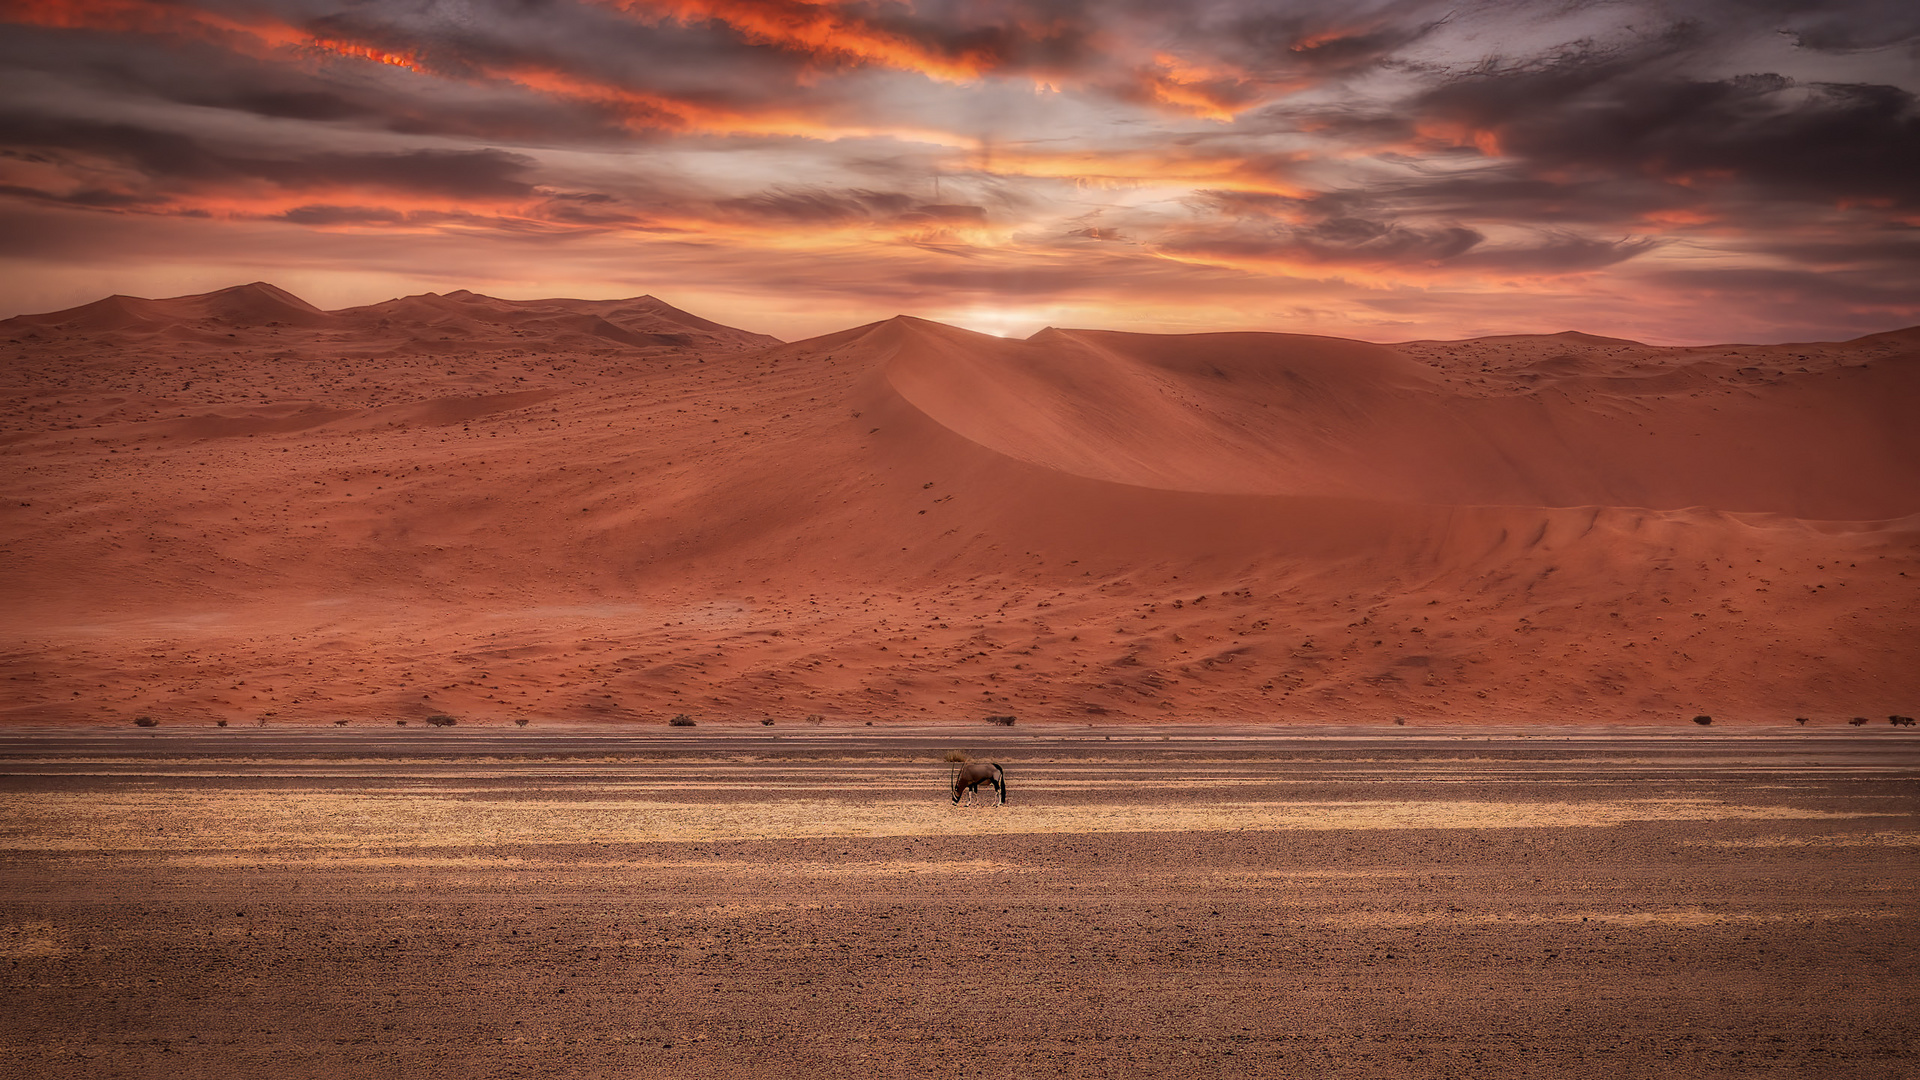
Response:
495,63,971,143
6,0,338,55
1411,118,1503,157
307,37,427,73
599,0,1005,83
1137,52,1271,121
977,146,1311,198
1638,208,1719,228
3,1,428,70
4,1,984,144
3,0,250,34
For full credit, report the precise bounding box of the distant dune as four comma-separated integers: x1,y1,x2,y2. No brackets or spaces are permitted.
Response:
2,284,1915,727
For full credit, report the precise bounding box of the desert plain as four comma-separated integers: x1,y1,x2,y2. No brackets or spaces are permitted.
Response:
1,725,1917,1079
2,284,1918,1076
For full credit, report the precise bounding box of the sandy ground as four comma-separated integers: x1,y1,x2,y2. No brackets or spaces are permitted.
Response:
3,727,1916,1078
4,285,1918,730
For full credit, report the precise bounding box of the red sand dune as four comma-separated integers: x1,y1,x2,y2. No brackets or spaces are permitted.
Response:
1,284,1915,727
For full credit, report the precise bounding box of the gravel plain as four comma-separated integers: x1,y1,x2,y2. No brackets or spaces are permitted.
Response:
3,725,1917,1079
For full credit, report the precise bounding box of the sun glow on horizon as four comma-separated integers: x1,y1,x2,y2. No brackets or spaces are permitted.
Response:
0,1,1912,343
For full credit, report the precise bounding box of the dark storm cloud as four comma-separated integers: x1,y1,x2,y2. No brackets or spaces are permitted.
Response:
1409,46,1920,209
1770,0,1920,52
0,19,689,144
300,0,810,95
295,148,539,198
1760,230,1920,269
1161,216,1484,267
1214,0,1453,76
1335,174,1699,229
276,204,406,225
1159,208,1663,276
0,111,541,203
0,180,153,209
1447,233,1664,274
1640,266,1920,309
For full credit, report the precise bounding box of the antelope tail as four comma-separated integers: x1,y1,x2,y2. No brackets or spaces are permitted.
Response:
993,762,1006,804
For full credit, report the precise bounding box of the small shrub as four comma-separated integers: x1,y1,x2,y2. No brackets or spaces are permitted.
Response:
804,713,824,726
943,750,971,763
425,714,457,728
668,713,697,727
1692,715,1712,726
133,716,158,728
1849,717,1869,726
985,715,1016,726
1795,717,1809,725
761,717,775,726
1393,716,1408,726
215,720,228,728
515,717,530,728
396,719,408,726
1892,715,1916,727
333,719,349,727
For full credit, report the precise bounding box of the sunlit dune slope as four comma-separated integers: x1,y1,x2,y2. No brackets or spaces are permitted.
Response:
1,287,1916,727
878,317,1920,518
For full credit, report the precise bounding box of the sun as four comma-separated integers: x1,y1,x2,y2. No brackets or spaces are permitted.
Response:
944,306,1049,338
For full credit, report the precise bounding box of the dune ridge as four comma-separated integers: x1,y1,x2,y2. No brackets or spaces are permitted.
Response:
1,285,1915,728
880,317,1920,518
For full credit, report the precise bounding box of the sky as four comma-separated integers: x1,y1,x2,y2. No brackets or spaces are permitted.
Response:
1,0,1916,343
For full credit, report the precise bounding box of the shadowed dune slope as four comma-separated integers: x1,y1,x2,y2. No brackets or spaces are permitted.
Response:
1,287,1916,727
4,282,336,333
0,282,779,355
330,290,782,351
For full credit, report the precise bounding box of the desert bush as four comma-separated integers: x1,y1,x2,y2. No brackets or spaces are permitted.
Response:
333,719,349,726
215,720,228,728
761,717,775,726
133,716,158,728
1393,716,1408,726
668,713,697,727
396,720,408,726
804,713,824,725
943,750,971,763
1692,715,1712,726
1795,717,1809,725
515,717,530,728
1850,717,1869,726
1892,715,1916,727
985,715,1016,726
425,714,457,728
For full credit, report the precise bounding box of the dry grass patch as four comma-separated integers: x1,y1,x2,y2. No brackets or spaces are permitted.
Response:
165,853,537,869
0,791,1885,853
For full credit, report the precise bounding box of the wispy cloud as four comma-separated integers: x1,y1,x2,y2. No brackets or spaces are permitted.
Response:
0,0,1913,340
